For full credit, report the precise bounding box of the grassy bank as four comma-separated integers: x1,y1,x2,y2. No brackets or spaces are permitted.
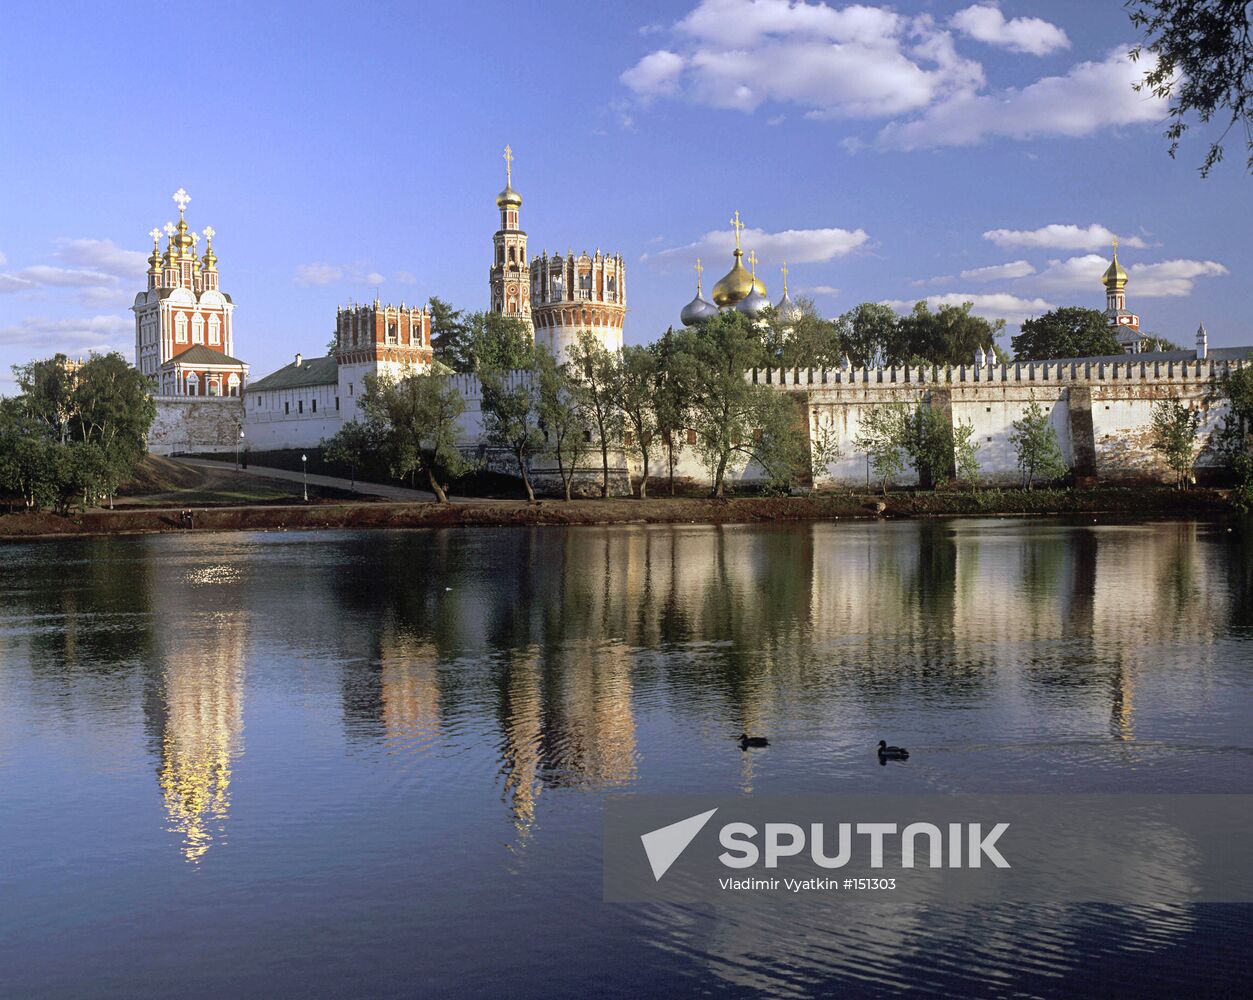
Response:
0,487,1235,541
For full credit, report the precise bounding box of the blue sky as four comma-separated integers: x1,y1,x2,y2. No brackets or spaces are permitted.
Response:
1,0,1248,392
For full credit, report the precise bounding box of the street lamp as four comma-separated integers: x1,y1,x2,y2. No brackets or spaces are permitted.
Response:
235,426,244,471
302,453,308,502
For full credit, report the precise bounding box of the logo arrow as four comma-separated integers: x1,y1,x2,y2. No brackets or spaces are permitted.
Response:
640,807,719,881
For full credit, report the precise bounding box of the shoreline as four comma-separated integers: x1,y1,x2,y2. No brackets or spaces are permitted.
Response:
0,488,1236,541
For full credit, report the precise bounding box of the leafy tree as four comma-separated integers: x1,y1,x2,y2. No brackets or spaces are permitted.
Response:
762,297,844,370
429,296,471,370
652,330,691,496
1140,332,1184,351
360,371,466,502
567,331,622,497
903,403,955,489
479,349,544,502
321,419,375,490
0,399,58,509
854,402,910,495
465,312,533,372
670,311,807,497
1010,401,1068,489
895,300,1004,367
840,302,899,369
953,419,981,489
536,347,592,501
1150,397,1202,488
1012,307,1122,360
1213,365,1253,506
615,345,659,497
13,354,78,444
1127,0,1253,176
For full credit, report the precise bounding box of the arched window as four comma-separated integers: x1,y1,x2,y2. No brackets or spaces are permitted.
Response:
192,315,205,344
207,378,220,397
208,315,221,344
175,314,188,343
228,372,241,397
185,372,199,395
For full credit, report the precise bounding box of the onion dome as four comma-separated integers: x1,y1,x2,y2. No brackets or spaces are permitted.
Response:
681,293,718,326
1102,237,1127,287
736,285,770,317
712,248,755,307
775,262,802,322
496,183,522,209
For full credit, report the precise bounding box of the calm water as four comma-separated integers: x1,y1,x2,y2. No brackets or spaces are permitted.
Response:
1,520,1250,999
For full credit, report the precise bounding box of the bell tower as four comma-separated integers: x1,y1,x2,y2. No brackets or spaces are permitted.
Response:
489,145,532,333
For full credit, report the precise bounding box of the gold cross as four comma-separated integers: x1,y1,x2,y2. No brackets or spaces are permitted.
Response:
694,257,704,292
1112,236,1118,255
149,228,161,245
747,249,758,276
503,145,514,185
780,261,789,291
730,209,744,250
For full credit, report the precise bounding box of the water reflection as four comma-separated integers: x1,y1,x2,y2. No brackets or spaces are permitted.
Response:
1,520,1250,998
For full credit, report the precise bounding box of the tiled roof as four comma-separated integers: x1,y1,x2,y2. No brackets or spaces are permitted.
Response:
162,344,247,367
246,355,339,391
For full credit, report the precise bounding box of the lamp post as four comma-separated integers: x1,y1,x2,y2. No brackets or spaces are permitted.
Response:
235,426,244,471
302,453,308,502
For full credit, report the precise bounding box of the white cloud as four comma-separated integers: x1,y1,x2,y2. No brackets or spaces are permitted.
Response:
1029,254,1228,297
621,0,984,118
983,223,1148,252
0,314,131,349
294,262,387,287
16,265,116,288
959,259,1036,281
882,292,1054,327
55,238,147,280
876,48,1165,150
800,284,839,296
0,273,36,293
621,50,685,97
394,271,418,285
294,263,343,286
645,225,869,266
951,4,1069,56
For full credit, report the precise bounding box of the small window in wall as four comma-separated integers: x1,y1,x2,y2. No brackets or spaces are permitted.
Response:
284,401,289,415
349,383,354,396
583,430,593,443
312,399,317,413
298,400,304,414
335,396,340,411
192,315,205,344
209,315,221,344
175,314,188,343
686,429,697,445
985,406,991,412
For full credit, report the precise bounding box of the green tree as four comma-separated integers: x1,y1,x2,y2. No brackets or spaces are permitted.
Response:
615,345,659,497
536,347,592,501
953,419,981,489
1127,0,1253,176
1213,366,1253,507
1010,401,1068,489
567,331,622,497
671,311,808,496
840,302,899,369
903,403,955,489
360,371,466,502
1150,397,1202,488
0,399,58,510
895,300,1004,366
652,330,691,496
1012,307,1122,360
854,402,910,495
13,354,79,444
429,296,471,370
479,350,544,502
466,312,533,372
321,419,375,490
763,297,844,370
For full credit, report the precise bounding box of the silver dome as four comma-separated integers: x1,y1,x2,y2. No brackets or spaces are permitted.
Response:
680,294,719,326
736,286,771,317
775,289,803,324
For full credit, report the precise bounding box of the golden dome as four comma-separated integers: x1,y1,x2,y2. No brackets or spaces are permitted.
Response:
496,184,522,209
711,249,755,307
1102,255,1127,287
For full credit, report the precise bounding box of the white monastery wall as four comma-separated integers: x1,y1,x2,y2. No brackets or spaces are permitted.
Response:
148,396,246,455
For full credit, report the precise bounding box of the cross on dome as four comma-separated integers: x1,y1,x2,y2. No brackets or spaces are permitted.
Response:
164,222,176,237
202,225,215,242
747,249,758,276
172,188,191,214
191,231,200,247
780,261,789,291
149,227,161,244
730,210,745,251
694,257,704,292
503,145,514,185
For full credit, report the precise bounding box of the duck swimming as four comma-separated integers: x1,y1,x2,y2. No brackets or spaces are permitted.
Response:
877,740,909,760
739,734,770,749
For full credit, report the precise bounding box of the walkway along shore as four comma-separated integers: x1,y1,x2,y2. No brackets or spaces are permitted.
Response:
0,488,1236,541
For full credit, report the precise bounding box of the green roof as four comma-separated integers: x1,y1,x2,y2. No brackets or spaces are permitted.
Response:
162,344,247,367
247,355,338,392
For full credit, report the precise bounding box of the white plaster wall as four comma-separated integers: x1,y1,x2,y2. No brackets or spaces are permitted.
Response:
244,381,345,450
148,396,246,455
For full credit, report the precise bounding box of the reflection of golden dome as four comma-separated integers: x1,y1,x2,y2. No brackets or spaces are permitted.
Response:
712,249,755,307
496,184,522,208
